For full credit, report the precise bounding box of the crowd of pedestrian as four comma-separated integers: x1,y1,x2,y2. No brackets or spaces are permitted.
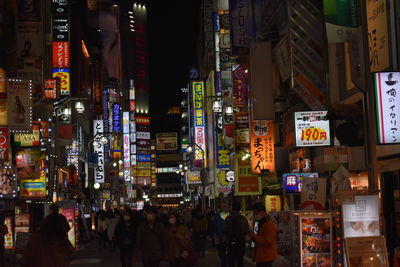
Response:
17,201,283,267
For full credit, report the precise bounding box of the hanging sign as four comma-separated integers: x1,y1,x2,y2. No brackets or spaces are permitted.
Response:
192,81,206,162
93,120,104,183
232,65,249,106
250,120,275,174
112,103,121,132
52,42,70,68
52,68,70,95
234,156,262,196
186,171,202,185
374,72,400,144
44,79,58,99
295,111,331,147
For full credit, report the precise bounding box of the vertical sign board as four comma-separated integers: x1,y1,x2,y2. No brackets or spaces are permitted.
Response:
112,103,121,132
250,120,275,174
52,68,70,96
123,111,130,182
7,79,32,132
0,129,9,161
294,111,331,147
234,156,262,196
366,0,389,72
52,41,70,68
192,81,206,163
289,0,327,110
229,0,252,54
93,120,104,183
374,72,400,144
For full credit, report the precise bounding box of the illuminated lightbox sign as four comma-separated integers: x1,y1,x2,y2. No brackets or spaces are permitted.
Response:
123,112,129,134
374,72,400,144
283,173,318,193
112,103,121,132
137,154,151,162
52,16,69,41
192,81,206,161
137,131,150,140
93,120,105,183
52,68,70,95
294,111,331,147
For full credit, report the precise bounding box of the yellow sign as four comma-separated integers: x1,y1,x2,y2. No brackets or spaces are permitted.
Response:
265,195,282,213
52,68,70,95
186,171,202,184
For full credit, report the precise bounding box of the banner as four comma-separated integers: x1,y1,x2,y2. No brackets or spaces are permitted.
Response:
0,129,9,161
93,120,105,183
323,0,359,43
232,65,249,106
234,156,262,196
52,68,70,95
7,79,32,131
52,42,70,68
301,177,327,210
192,81,206,163
294,111,331,147
156,133,177,151
250,120,275,174
374,72,400,144
186,171,202,185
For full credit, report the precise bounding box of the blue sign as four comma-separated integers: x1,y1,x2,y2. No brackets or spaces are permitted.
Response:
137,154,151,162
112,103,121,132
283,173,318,193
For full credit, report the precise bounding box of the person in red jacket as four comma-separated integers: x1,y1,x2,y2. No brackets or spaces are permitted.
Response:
248,203,278,267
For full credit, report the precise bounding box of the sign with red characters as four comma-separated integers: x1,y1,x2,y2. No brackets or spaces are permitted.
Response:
294,111,331,147
52,42,70,68
44,79,58,99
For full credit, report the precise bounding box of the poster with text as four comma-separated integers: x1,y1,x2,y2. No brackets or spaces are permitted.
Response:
250,120,275,174
295,111,331,147
234,156,261,196
7,79,32,131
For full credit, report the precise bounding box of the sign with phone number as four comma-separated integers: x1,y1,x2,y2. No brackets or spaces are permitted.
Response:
295,111,331,147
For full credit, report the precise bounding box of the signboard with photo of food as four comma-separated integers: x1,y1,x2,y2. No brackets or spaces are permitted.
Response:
300,216,332,267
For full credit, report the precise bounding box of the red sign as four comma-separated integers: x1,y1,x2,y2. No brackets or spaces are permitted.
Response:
52,42,70,68
232,64,249,106
136,116,150,125
130,101,136,112
0,129,8,161
44,79,58,99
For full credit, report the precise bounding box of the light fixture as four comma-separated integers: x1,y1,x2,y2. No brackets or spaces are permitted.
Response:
100,136,108,144
184,166,188,170
212,100,222,112
118,159,123,165
93,140,99,147
94,183,100,189
75,101,85,113
225,106,233,115
63,107,71,116
187,146,193,152
179,164,183,169
112,162,117,167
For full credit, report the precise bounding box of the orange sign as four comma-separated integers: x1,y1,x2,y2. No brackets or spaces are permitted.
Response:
52,68,70,95
250,120,275,174
44,79,58,99
52,42,70,68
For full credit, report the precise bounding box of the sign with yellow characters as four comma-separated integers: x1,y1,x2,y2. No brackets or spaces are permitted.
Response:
250,120,275,174
234,156,262,196
52,68,70,95
192,81,206,162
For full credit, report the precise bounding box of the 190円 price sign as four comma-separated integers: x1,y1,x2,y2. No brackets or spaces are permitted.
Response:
294,111,331,147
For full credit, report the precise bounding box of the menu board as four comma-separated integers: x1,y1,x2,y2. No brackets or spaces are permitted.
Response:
345,236,389,267
300,216,332,267
342,195,380,238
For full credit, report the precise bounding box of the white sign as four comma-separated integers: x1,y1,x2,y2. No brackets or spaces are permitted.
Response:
226,171,234,182
374,72,400,144
93,120,105,183
123,133,130,181
123,112,129,134
136,131,150,140
295,111,331,147
342,195,380,238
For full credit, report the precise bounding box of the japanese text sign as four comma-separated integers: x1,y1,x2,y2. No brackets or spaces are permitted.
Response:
186,171,202,184
52,68,70,95
123,133,130,181
250,120,275,174
93,120,104,183
112,103,121,132
232,65,249,106
283,173,318,193
44,79,58,99
295,111,331,147
215,132,230,169
192,81,206,161
374,72,400,144
234,156,262,196
14,123,40,146
52,42,70,68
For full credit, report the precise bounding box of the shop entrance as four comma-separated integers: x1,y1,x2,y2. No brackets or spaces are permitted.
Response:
381,170,400,262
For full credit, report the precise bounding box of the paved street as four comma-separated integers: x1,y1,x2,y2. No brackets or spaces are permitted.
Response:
68,240,256,267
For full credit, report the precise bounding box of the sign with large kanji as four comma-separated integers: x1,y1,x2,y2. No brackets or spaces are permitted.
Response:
250,120,275,174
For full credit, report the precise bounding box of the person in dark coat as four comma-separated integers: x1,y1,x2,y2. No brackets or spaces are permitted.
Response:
115,210,137,267
136,206,167,267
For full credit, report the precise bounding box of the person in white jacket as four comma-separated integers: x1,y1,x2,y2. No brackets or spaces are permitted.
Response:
105,209,120,251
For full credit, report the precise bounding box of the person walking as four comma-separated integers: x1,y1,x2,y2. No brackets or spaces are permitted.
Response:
191,208,208,257
214,212,228,267
248,203,278,267
115,210,137,267
97,211,108,250
224,202,249,267
106,209,119,252
136,206,166,267
165,212,191,267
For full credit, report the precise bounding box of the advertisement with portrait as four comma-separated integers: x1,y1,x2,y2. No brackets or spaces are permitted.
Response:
283,173,318,193
16,149,46,199
342,194,380,238
250,120,275,174
59,207,77,248
7,79,32,131
0,166,17,199
215,169,234,196
16,57,42,102
16,23,43,58
0,129,9,161
294,111,331,147
234,156,262,196
300,215,332,267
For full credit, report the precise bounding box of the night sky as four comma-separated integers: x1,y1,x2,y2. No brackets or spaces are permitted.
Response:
147,0,201,133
